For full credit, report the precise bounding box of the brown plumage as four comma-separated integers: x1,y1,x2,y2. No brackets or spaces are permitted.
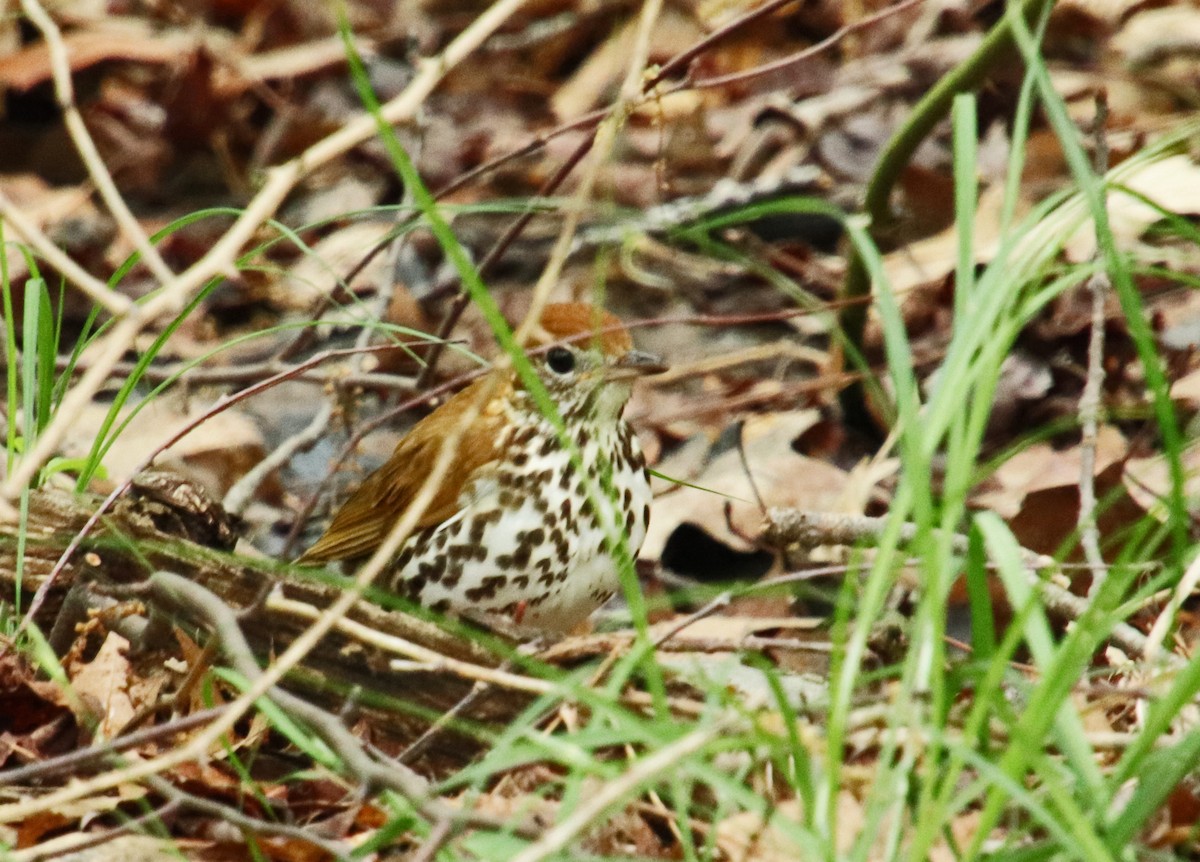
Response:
297,302,665,631
296,374,510,563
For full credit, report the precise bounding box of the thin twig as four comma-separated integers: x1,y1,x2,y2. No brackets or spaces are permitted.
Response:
414,133,596,386
0,188,129,316
224,267,402,515
643,0,804,88
55,353,421,391
680,0,925,91
1080,91,1110,598
410,814,457,862
142,773,354,861
1142,552,1200,662
397,674,500,764
762,508,1165,663
652,592,732,648
514,0,665,344
0,707,226,787
224,401,335,516
8,800,183,862
265,591,553,694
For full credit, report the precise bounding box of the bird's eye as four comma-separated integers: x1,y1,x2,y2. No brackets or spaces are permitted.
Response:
546,346,576,374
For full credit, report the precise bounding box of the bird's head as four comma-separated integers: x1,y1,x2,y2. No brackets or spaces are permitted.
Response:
518,302,666,422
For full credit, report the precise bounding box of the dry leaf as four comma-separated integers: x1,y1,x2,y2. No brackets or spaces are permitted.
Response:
973,425,1128,519
1065,155,1200,261
1122,441,1200,519
1112,7,1200,67
63,399,266,499
884,184,1012,297
644,410,853,560
68,632,135,740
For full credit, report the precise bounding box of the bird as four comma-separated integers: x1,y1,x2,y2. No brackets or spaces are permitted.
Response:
297,302,666,632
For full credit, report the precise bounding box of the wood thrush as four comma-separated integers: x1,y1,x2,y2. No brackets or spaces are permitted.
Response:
298,302,666,631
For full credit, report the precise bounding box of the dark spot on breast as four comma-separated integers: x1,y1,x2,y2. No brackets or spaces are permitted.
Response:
418,558,447,584
466,575,508,602
512,543,532,568
578,428,590,448
539,435,556,457
549,526,567,553
625,509,636,535
512,575,529,589
512,451,528,467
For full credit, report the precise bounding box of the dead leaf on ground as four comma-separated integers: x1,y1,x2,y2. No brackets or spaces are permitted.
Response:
645,410,856,561
884,183,1012,298
1123,441,1200,520
0,651,77,768
1065,154,1200,261
973,425,1129,520
67,631,136,740
63,399,267,500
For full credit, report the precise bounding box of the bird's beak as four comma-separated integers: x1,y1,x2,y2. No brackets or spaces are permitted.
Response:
607,349,668,380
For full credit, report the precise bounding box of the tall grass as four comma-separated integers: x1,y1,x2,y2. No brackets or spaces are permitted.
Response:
5,9,1199,860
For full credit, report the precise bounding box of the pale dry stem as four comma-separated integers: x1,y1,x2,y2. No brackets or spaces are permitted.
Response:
1080,94,1109,598
0,188,127,315
515,0,665,344
19,0,177,288
265,591,555,695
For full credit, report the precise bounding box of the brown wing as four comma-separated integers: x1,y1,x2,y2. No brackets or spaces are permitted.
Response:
297,375,508,564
